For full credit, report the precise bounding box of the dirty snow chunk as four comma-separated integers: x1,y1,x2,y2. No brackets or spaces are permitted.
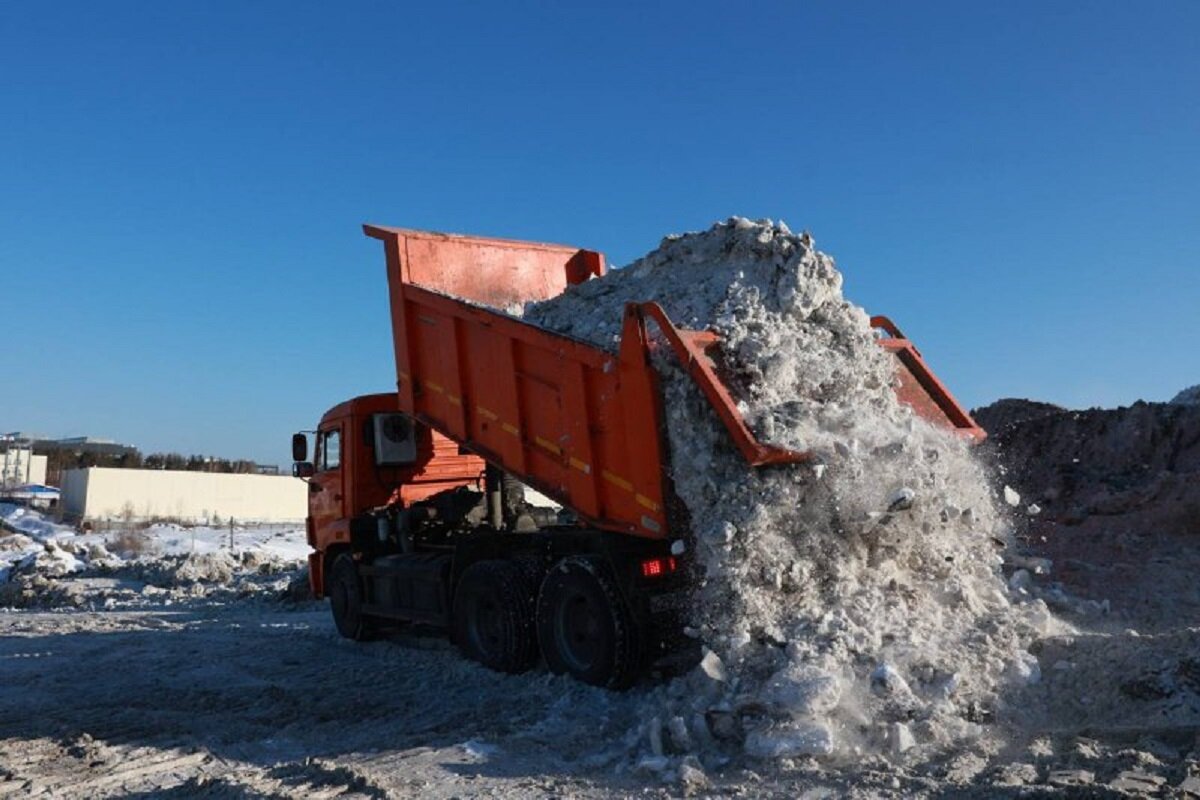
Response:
678,757,709,790
667,715,692,751
1177,775,1200,795
1009,652,1041,685
744,723,835,758
634,755,670,776
707,522,737,545
173,552,238,584
704,710,740,741
1111,771,1167,793
1026,503,1041,515
38,544,85,577
887,486,916,512
670,539,686,556
760,663,842,716
1003,486,1021,507
870,663,913,698
1048,769,1096,787
994,762,1040,786
890,722,916,755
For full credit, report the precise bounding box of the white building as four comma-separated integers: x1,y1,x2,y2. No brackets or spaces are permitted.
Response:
0,448,48,487
60,468,307,523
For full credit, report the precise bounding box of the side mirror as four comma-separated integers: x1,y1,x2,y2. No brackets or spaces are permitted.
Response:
292,433,308,462
293,462,315,479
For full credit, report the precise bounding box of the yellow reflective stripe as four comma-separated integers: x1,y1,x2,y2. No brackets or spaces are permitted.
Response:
426,381,444,394
534,436,561,455
476,406,499,421
569,457,591,474
602,470,633,492
447,395,462,406
635,493,660,512
502,422,520,436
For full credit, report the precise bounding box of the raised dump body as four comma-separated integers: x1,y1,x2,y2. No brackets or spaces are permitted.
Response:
364,224,982,541
295,225,984,689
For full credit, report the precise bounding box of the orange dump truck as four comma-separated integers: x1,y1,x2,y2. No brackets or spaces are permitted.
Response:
292,225,984,688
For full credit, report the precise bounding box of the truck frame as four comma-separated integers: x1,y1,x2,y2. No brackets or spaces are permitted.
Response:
292,225,983,688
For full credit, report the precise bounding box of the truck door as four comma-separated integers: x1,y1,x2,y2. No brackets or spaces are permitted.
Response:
311,424,345,537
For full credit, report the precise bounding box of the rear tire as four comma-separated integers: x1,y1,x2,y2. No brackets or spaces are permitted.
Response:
537,557,643,689
328,553,375,641
452,560,539,674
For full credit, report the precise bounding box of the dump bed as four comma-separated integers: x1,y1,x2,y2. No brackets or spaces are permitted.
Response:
364,225,983,540
365,225,678,539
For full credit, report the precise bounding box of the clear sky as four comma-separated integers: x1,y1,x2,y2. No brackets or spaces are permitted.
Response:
2,1,1197,466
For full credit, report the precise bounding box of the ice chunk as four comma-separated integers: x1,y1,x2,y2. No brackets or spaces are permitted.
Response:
1003,486,1021,507
744,723,835,758
699,649,727,682
760,663,842,717
1008,569,1033,593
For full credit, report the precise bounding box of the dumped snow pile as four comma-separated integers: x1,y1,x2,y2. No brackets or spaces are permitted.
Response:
0,506,310,609
527,218,1047,768
1171,383,1200,406
0,503,76,545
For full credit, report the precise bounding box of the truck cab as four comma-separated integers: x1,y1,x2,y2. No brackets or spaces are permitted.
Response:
293,392,484,601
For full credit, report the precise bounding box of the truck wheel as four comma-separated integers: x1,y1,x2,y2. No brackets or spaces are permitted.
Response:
328,553,375,641
452,560,539,674
537,557,643,689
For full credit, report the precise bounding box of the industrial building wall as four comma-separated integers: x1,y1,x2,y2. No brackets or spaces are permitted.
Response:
60,470,88,514
60,468,307,523
0,450,46,486
29,455,47,486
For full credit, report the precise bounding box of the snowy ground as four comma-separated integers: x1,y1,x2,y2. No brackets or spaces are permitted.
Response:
0,604,651,798
2,505,1199,797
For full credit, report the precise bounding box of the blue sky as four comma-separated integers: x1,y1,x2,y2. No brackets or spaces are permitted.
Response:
2,1,1197,465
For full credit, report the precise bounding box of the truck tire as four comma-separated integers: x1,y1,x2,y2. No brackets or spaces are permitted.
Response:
452,559,539,674
328,553,375,641
537,557,643,689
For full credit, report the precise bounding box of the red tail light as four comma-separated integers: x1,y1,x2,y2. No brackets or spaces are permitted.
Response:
641,556,677,578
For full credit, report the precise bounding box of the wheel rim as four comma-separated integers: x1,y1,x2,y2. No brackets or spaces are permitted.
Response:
468,592,504,658
554,590,603,672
